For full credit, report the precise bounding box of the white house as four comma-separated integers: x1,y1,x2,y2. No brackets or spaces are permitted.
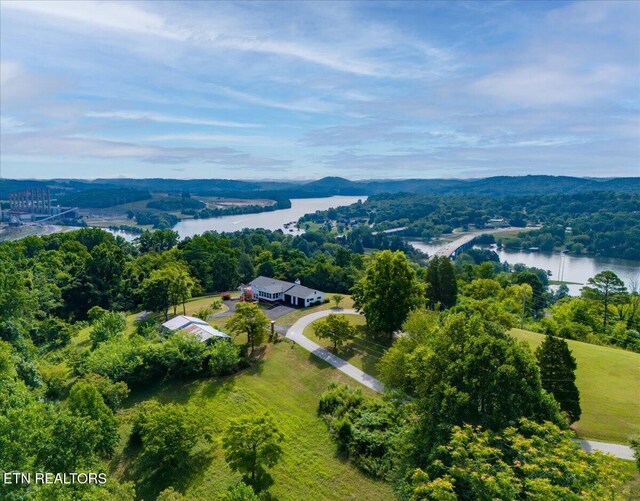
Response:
248,276,326,307
161,315,231,343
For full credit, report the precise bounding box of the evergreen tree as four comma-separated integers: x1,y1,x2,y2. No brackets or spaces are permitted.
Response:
425,256,457,310
535,335,581,423
583,271,627,331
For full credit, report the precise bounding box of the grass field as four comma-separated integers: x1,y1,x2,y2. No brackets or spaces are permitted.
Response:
303,314,388,377
511,328,640,444
112,340,393,500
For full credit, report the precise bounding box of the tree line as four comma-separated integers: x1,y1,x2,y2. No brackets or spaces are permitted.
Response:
301,191,640,259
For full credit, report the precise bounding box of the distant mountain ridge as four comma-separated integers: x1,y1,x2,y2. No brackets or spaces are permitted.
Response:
2,175,639,200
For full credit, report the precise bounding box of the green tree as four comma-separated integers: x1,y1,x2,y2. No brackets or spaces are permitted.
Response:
131,401,206,473
39,412,100,472
514,270,547,317
67,381,119,457
168,264,197,315
222,413,284,491
352,250,425,338
225,302,270,355
379,311,563,458
141,263,196,319
208,341,241,376
583,271,628,331
409,419,626,500
90,311,126,349
426,256,458,310
535,335,581,423
314,314,356,351
138,229,179,253
237,254,256,284
81,373,130,411
332,294,345,308
142,268,173,320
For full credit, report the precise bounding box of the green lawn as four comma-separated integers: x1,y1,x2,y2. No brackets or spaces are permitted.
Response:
511,328,640,444
112,341,393,500
303,314,387,377
275,295,355,327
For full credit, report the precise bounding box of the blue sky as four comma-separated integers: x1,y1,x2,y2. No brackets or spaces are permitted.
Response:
1,0,638,180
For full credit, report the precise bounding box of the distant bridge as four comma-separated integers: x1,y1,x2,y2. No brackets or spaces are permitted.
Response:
371,226,407,236
431,227,536,259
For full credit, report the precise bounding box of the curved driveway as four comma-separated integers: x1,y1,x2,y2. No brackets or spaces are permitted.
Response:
285,308,384,392
285,308,634,460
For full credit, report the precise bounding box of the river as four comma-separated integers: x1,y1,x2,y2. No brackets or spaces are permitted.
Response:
409,240,639,295
172,196,366,239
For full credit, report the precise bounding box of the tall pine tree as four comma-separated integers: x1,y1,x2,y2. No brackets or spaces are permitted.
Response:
425,256,457,310
535,335,581,423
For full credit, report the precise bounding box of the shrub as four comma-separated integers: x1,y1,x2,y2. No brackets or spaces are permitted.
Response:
208,341,241,376
41,363,71,399
81,373,130,411
157,332,209,379
318,382,364,418
194,307,213,320
90,311,126,349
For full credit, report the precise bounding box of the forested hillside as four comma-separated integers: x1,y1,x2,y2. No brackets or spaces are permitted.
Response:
3,175,639,202
302,191,640,259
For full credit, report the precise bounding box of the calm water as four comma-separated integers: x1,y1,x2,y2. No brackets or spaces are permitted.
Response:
173,196,367,239
409,240,639,295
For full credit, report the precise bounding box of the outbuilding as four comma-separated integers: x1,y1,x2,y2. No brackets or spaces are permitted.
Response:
161,315,231,343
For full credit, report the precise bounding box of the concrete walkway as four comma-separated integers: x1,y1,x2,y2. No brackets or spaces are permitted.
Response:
576,439,635,461
286,309,635,460
285,308,384,392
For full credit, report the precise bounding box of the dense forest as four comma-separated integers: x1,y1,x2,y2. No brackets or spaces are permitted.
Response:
57,188,152,209
301,191,640,259
1,225,639,499
4,175,639,203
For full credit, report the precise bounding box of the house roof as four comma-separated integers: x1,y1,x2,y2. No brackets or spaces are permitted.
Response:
162,315,231,342
286,284,320,299
248,276,324,299
249,276,295,292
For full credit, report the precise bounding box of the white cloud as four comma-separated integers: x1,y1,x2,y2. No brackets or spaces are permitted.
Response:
1,132,290,168
473,64,629,106
0,116,35,134
142,133,292,148
86,111,262,128
2,0,184,40
209,86,336,114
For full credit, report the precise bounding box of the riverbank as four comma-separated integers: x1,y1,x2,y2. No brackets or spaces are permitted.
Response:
408,238,638,296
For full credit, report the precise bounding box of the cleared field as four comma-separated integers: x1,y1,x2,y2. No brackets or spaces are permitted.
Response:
511,328,640,444
112,340,392,500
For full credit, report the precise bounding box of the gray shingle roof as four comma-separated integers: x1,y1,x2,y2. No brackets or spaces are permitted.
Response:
248,276,295,292
285,284,319,298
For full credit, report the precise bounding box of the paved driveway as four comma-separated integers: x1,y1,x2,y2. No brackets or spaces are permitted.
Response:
212,301,295,321
212,299,238,319
285,308,384,393
264,304,296,320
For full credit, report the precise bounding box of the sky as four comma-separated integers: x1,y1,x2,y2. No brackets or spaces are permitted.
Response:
1,0,639,180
